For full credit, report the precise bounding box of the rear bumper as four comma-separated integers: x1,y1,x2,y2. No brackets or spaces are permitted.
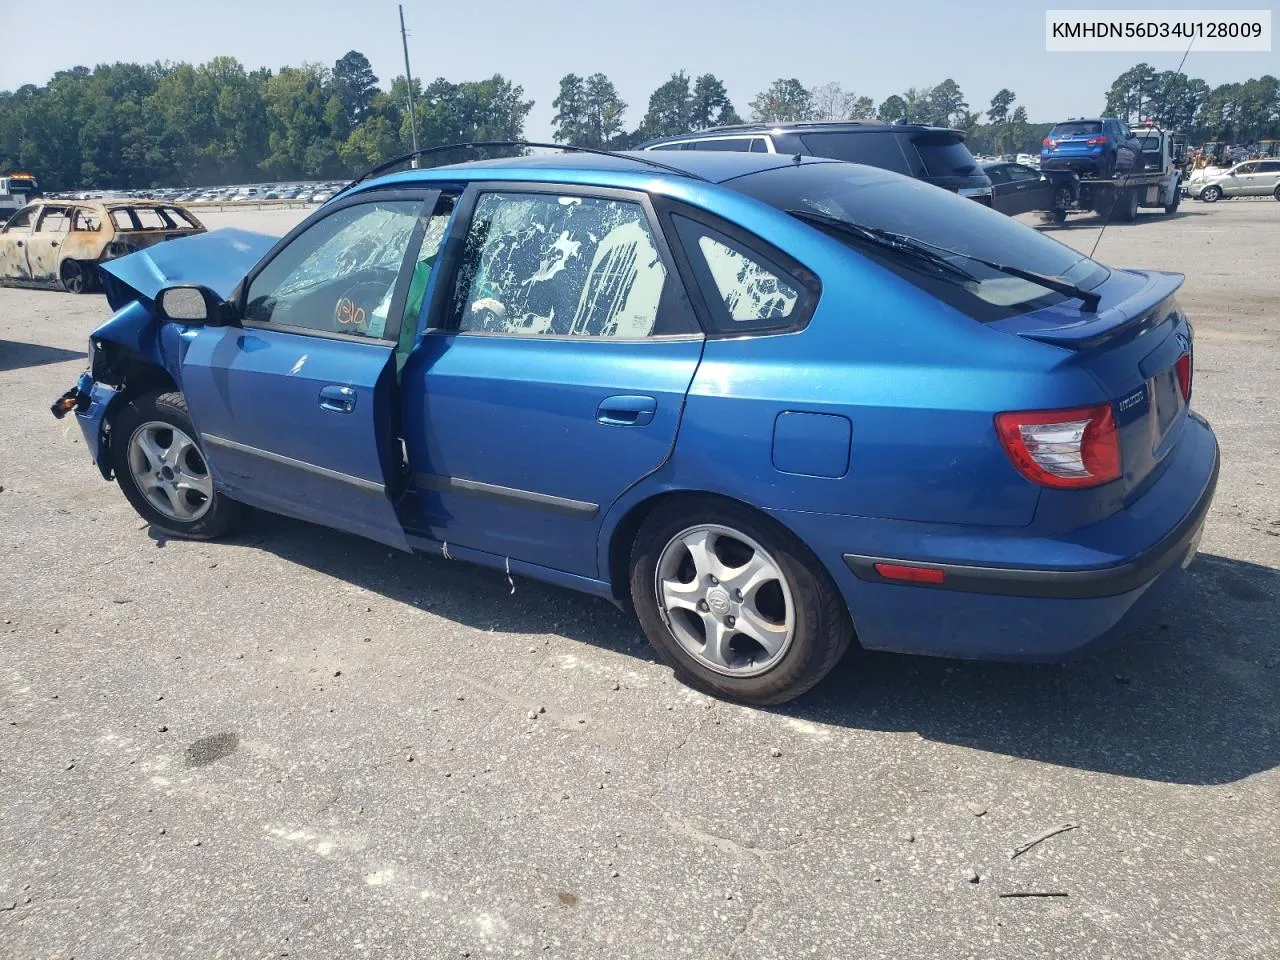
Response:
770,414,1220,660
843,444,1216,599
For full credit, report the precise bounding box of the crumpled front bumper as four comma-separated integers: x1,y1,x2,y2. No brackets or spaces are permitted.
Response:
52,371,119,473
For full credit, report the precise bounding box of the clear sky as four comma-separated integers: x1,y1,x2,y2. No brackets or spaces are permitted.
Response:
1,0,1275,137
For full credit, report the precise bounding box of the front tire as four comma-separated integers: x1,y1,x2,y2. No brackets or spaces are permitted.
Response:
1273,185,1280,201
110,390,244,539
629,497,854,705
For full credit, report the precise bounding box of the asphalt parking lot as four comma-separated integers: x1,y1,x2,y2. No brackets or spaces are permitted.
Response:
2,200,1277,959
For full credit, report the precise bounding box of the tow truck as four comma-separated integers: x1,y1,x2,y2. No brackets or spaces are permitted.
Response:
0,172,41,224
1041,123,1186,223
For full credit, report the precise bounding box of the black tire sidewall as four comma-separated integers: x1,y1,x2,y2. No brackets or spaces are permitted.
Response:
110,390,240,539
1202,186,1220,202
629,497,853,705
59,260,84,293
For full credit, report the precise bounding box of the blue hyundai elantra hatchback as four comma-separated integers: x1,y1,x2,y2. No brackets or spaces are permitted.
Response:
53,150,1218,704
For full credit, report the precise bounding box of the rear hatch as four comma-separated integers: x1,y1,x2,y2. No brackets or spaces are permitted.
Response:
992,268,1193,505
1044,121,1105,159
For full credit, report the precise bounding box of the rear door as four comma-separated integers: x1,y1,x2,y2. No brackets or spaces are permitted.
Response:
1005,164,1050,214
179,187,440,550
25,205,72,281
401,184,704,576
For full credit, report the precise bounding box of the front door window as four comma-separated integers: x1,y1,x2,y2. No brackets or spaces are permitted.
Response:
244,199,424,339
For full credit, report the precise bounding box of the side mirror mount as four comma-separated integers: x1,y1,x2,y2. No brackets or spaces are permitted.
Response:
156,284,234,326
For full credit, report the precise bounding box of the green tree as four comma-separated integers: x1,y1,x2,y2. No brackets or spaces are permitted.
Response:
690,73,740,128
877,94,908,123
987,88,1016,126
583,73,627,146
749,78,813,123
1104,63,1159,122
552,73,588,144
331,50,379,124
640,71,694,139
926,78,967,127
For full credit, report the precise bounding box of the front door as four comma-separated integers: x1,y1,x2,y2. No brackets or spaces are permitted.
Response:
179,188,440,550
401,185,705,576
0,206,36,281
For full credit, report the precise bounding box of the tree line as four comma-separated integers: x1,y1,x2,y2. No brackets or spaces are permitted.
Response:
2,53,1276,191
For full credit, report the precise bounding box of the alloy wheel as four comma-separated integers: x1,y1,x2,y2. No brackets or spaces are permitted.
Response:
127,421,214,522
654,523,795,677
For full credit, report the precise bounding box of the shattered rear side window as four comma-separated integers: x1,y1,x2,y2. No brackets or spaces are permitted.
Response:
452,192,667,338
72,209,102,231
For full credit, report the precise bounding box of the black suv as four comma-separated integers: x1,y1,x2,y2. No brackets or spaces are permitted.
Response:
641,121,992,203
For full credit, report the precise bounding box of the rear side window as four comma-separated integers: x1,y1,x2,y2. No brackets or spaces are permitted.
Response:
731,162,1109,323
910,136,979,178
984,165,1010,184
1050,121,1103,137
451,191,672,339
686,138,754,152
670,214,817,333
797,133,911,175
1257,161,1280,172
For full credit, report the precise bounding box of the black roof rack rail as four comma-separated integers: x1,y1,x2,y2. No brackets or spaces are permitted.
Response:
340,140,712,194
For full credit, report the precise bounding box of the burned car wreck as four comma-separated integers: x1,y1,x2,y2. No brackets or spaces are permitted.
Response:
0,199,206,293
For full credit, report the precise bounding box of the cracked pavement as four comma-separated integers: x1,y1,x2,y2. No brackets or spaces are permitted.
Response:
2,203,1278,958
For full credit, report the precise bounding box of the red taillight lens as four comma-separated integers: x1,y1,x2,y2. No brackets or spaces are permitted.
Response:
1175,351,1192,403
1043,137,1056,148
873,563,946,585
1086,135,1108,145
995,403,1122,489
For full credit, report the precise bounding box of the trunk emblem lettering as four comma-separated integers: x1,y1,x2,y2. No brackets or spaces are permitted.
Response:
1118,389,1145,413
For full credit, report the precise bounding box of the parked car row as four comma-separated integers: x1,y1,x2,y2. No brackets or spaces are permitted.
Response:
49,182,347,206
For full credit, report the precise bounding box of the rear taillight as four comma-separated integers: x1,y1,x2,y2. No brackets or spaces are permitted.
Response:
1175,351,1192,403
1086,136,1108,145
1043,137,1057,148
995,403,1121,489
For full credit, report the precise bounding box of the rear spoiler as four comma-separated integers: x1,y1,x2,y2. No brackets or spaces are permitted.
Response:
1014,270,1184,350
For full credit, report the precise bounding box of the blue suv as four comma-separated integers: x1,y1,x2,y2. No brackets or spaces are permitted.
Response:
1041,118,1143,179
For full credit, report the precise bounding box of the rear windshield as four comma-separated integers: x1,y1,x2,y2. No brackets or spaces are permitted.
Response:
910,136,979,178
1050,121,1103,137
1135,134,1162,152
730,162,1110,322
797,133,911,175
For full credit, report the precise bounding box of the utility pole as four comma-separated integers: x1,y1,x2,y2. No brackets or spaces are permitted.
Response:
399,4,420,166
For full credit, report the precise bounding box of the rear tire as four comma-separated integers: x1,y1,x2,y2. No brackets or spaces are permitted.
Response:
629,497,854,706
1201,185,1222,203
59,259,91,294
110,390,244,540
1118,187,1139,222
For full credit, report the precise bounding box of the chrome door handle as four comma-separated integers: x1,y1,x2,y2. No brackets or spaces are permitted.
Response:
319,384,356,413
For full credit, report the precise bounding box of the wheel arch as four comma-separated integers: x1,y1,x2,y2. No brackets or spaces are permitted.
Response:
602,487,817,609
93,353,180,481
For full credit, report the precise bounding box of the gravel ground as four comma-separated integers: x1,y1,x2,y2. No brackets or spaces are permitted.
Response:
1,200,1277,959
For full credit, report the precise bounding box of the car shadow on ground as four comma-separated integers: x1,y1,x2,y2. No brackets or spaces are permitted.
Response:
219,512,1278,787
1031,209,1208,232
0,339,86,373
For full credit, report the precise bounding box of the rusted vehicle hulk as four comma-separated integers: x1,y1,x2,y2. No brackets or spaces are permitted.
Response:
0,199,205,293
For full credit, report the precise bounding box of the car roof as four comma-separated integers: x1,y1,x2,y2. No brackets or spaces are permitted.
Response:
363,150,839,192
37,198,180,212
